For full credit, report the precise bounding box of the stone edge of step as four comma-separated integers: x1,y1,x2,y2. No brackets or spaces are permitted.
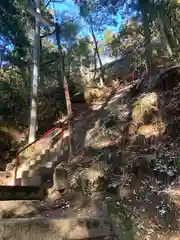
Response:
0,217,112,240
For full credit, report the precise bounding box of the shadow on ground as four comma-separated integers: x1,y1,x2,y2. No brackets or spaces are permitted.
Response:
1,81,180,239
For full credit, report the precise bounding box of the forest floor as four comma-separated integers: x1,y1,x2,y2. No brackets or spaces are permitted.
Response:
1,81,180,240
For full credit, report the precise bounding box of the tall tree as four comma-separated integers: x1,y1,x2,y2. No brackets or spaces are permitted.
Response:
28,0,41,143
74,0,116,85
138,0,154,76
101,0,180,67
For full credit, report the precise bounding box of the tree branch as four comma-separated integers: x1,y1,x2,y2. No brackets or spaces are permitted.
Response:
45,0,52,8
45,0,65,8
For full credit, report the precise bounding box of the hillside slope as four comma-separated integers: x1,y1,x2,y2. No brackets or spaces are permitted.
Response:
1,75,180,239
63,75,180,239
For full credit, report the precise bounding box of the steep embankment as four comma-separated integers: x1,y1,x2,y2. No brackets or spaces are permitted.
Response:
61,72,180,239
1,72,180,239
38,75,180,239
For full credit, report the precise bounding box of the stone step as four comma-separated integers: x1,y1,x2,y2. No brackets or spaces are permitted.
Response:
22,151,57,172
9,144,63,186
15,156,41,178
36,166,53,176
44,161,54,168
6,133,64,173
17,165,54,179
0,186,44,200
29,159,36,165
41,150,50,162
21,170,33,178
16,165,30,178
0,217,111,240
35,155,42,161
50,155,59,163
42,152,56,164
21,175,42,186
17,159,57,178
41,146,51,155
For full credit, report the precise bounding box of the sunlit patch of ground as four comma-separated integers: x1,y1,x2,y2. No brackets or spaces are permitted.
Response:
85,118,120,149
132,92,158,123
161,185,180,208
136,121,166,138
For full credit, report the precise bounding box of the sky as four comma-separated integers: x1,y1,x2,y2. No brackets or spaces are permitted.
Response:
1,0,127,66
47,0,125,40
46,0,127,65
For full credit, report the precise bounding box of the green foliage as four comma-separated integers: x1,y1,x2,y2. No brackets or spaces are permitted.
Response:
175,157,180,170
65,36,93,70
75,0,117,33
98,0,180,72
0,70,29,127
104,29,113,44
98,47,103,55
61,21,79,42
40,7,55,39
0,0,30,58
40,39,60,87
75,37,91,56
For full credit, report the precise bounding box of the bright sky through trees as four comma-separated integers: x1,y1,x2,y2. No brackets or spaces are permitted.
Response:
47,0,124,39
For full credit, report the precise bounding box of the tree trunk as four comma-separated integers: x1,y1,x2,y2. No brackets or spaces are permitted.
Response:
0,47,5,69
163,23,176,50
28,0,40,143
162,14,180,60
56,23,72,163
89,17,105,86
162,14,177,50
39,38,44,89
93,50,97,80
94,37,105,86
157,13,172,57
140,2,154,77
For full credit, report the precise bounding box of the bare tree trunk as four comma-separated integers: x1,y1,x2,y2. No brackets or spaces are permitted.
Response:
89,17,105,86
161,14,180,60
162,14,177,50
93,36,105,86
61,53,72,164
39,38,44,89
93,50,97,80
141,7,154,77
0,47,5,69
157,13,172,57
56,23,72,163
28,0,40,143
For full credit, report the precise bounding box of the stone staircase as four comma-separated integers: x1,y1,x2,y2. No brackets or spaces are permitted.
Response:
6,130,69,187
